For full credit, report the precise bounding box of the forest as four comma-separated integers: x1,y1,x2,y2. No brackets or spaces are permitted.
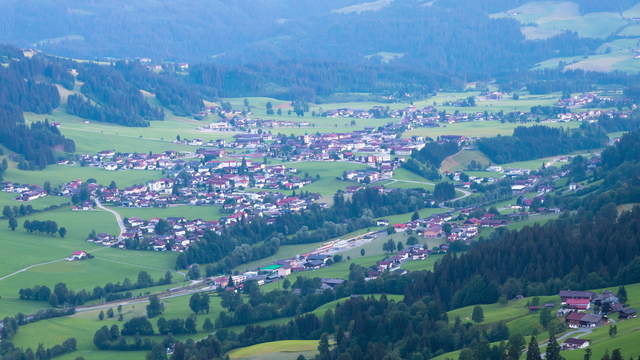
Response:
477,124,607,164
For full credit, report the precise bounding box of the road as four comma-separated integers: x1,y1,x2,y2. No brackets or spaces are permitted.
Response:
75,282,211,313
94,198,126,239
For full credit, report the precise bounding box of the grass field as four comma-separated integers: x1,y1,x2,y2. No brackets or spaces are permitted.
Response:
4,164,161,188
228,340,320,360
440,149,492,172
289,161,368,198
25,109,235,154
12,293,224,359
0,207,178,318
115,205,224,221
0,192,69,210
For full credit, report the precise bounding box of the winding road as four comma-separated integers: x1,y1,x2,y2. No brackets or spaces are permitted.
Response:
384,178,473,205
94,198,126,239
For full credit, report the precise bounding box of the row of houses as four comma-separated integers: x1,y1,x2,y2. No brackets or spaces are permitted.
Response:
1,182,48,202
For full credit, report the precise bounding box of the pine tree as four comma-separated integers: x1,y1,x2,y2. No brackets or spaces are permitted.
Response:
472,306,484,323
146,295,163,318
545,335,563,360
526,336,541,360
617,286,628,304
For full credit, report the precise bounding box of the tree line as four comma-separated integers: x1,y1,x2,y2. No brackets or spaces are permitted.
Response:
18,270,173,307
22,219,66,237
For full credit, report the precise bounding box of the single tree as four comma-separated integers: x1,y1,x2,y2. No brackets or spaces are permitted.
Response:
545,335,562,360
146,295,163,318
58,227,67,238
526,336,541,360
8,217,17,231
617,285,628,304
472,306,484,323
98,310,105,321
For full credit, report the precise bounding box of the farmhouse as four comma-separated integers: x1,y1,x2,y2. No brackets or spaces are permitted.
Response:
561,338,590,350
67,251,87,261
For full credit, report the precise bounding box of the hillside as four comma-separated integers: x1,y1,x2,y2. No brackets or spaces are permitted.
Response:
0,0,628,76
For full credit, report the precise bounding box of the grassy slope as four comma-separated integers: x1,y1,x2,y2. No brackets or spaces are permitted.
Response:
227,340,320,360
435,283,640,360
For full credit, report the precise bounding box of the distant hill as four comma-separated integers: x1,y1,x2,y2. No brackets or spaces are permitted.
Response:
0,0,635,75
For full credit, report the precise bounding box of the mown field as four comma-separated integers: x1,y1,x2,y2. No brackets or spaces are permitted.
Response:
227,340,319,360
25,109,234,154
4,164,161,188
0,191,69,210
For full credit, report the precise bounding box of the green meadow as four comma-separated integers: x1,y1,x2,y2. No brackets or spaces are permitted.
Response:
12,294,224,359
0,192,69,210
4,164,161,188
228,340,319,360
0,207,178,317
25,109,235,154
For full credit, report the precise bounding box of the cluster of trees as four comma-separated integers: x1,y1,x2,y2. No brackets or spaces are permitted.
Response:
0,337,77,360
3,204,35,218
188,293,210,314
404,141,460,180
93,321,154,351
22,219,66,237
477,124,607,164
177,188,433,272
19,271,173,306
157,316,198,336
434,182,457,202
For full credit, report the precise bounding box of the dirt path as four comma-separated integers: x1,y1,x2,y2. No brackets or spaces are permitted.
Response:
0,258,65,281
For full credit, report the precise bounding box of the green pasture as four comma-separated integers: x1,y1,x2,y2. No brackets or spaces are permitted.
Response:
228,340,319,360
25,109,235,154
440,149,492,172
0,207,178,317
288,161,368,198
4,164,161,188
13,294,224,359
0,192,69,210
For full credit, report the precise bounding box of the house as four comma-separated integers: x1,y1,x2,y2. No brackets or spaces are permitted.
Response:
67,251,87,261
562,338,590,350
376,219,389,227
619,307,637,319
566,312,605,328
565,298,591,311
560,290,594,304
